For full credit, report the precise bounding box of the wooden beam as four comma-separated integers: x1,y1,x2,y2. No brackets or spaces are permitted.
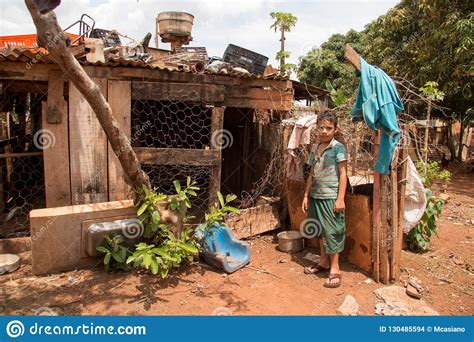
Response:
69,78,108,204
46,69,65,123
134,147,220,166
209,107,225,208
108,80,132,201
395,125,409,281
225,87,293,111
0,61,292,90
224,98,292,111
380,174,390,284
344,44,361,71
132,81,225,103
372,130,381,283
42,70,71,207
1,80,48,94
389,161,399,282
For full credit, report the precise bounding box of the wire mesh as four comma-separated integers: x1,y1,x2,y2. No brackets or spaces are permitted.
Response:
0,90,45,238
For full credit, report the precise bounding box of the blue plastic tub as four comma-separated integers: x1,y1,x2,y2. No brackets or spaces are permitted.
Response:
195,223,251,273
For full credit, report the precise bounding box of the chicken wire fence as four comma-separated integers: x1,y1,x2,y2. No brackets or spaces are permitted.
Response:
130,92,214,221
0,90,46,238
131,94,286,217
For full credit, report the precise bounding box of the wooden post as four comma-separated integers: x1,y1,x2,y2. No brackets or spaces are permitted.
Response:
43,69,71,207
372,130,381,283
395,125,409,279
380,174,390,284
107,80,132,201
209,107,225,208
344,44,361,71
389,161,399,282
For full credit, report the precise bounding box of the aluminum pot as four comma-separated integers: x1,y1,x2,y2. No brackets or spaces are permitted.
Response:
277,231,304,253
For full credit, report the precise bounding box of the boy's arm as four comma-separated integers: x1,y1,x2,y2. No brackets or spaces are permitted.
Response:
334,161,347,212
304,168,313,197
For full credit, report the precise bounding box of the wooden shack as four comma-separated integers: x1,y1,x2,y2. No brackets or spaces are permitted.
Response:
0,49,331,235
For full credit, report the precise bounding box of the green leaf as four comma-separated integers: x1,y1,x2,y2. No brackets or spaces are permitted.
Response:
226,194,237,203
126,255,135,264
143,253,152,268
150,257,159,275
217,192,225,208
187,189,197,196
177,242,198,254
137,203,149,216
151,247,173,260
151,210,161,224
187,176,191,188
160,267,169,278
104,253,111,265
96,246,110,254
174,180,181,193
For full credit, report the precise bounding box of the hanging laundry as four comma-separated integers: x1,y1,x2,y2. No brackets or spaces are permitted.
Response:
286,115,317,181
351,57,404,175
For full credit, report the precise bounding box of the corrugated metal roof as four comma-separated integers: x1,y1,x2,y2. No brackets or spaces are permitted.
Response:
0,48,289,81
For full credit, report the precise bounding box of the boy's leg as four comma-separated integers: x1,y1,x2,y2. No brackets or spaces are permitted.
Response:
318,239,330,268
326,253,341,286
304,198,330,273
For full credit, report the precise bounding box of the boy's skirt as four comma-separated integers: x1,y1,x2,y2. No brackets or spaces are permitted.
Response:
307,197,345,254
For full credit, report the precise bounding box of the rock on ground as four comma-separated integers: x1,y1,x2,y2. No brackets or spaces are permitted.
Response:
374,286,438,316
337,295,360,316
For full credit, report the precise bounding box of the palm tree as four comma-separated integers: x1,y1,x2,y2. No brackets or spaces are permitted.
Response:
270,12,297,72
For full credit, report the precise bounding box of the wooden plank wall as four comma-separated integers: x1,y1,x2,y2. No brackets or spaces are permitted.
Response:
42,69,71,207
68,78,108,205
209,107,225,208
107,80,132,201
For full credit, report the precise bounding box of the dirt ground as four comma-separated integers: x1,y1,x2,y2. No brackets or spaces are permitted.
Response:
1,168,472,316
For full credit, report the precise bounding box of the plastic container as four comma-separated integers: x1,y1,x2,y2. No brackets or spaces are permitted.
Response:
157,12,194,37
222,44,269,75
0,33,80,49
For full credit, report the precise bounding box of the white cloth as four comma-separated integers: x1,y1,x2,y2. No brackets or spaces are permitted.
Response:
287,115,318,149
286,115,317,182
404,156,428,232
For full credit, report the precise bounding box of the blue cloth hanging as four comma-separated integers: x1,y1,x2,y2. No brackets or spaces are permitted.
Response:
351,57,404,175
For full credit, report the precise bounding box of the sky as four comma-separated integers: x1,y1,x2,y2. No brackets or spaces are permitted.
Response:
0,0,399,68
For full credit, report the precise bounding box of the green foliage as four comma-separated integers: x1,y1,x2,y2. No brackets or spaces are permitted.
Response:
419,81,445,102
325,80,347,107
297,29,364,101
407,194,445,251
270,12,298,32
96,234,132,273
415,161,451,188
203,192,240,230
98,177,200,277
135,177,199,240
297,1,472,119
363,0,473,120
126,228,198,278
136,185,168,239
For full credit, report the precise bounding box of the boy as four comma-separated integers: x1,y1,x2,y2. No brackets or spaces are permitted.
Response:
302,111,347,288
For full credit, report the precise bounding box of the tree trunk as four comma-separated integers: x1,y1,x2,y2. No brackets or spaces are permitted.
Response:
25,0,151,196
423,100,431,163
280,29,285,69
457,120,465,162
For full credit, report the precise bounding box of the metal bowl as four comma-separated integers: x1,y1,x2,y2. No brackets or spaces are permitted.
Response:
277,231,304,253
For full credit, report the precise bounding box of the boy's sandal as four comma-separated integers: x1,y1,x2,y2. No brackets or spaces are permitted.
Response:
304,264,330,274
323,273,342,288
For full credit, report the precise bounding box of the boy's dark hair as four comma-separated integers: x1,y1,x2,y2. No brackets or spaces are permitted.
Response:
317,111,338,127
